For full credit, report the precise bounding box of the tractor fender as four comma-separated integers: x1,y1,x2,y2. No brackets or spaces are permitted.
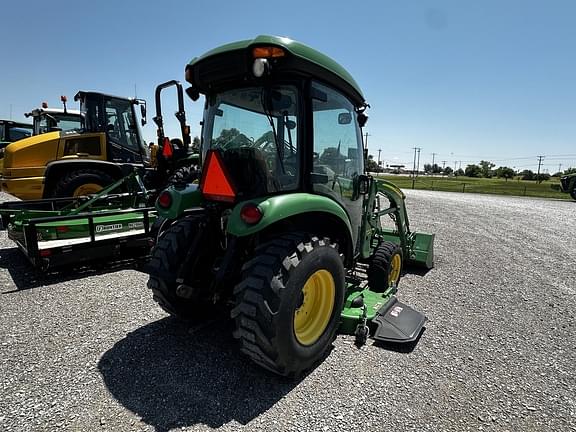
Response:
43,160,127,198
155,183,203,219
227,193,354,261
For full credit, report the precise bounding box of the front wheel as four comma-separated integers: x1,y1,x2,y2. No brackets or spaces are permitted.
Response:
52,169,114,198
367,241,403,292
232,234,345,377
570,188,576,201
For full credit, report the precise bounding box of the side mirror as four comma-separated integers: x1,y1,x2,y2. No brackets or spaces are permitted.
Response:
352,174,371,201
186,86,200,101
140,105,147,126
358,174,370,195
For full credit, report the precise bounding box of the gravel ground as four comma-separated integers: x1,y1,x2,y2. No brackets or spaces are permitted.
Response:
0,190,575,432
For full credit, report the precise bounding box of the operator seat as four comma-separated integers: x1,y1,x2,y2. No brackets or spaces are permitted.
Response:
221,147,274,197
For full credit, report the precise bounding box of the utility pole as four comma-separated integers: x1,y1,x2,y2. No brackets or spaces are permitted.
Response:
377,148,382,166
431,152,437,167
411,147,420,189
364,132,370,149
558,163,562,174
442,160,447,170
454,161,457,171
416,148,421,178
536,155,545,183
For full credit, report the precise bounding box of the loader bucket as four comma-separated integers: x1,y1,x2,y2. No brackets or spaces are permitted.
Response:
409,232,435,269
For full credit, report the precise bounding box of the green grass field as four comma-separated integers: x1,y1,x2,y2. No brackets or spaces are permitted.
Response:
375,174,571,200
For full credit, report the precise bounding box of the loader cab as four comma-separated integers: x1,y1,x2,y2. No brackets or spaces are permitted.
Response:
0,120,32,146
75,91,148,164
25,108,82,136
188,36,368,245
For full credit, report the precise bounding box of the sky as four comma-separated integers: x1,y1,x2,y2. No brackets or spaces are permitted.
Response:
1,0,575,173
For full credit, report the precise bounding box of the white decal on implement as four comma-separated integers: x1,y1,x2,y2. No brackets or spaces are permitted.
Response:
390,306,403,317
95,223,123,233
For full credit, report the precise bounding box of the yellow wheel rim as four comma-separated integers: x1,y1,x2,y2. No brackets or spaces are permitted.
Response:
73,183,103,197
388,253,402,285
294,269,335,346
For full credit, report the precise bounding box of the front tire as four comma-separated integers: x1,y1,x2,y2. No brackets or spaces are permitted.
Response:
570,188,576,201
52,169,114,198
232,234,345,376
367,241,403,292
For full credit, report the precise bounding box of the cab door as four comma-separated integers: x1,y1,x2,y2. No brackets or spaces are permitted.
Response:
104,98,144,164
311,81,365,252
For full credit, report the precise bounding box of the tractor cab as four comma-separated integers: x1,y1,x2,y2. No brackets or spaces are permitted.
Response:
146,36,434,377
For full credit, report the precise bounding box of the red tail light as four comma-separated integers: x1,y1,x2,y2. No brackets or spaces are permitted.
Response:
56,226,69,233
200,150,236,203
40,249,52,257
157,191,172,208
240,203,263,224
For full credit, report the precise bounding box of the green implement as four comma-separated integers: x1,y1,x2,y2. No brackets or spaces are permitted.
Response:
0,172,157,270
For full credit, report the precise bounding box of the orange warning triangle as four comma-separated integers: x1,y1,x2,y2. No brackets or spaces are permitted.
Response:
162,137,173,157
201,150,236,202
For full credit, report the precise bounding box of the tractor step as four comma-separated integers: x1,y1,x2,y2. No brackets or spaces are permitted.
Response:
371,296,427,343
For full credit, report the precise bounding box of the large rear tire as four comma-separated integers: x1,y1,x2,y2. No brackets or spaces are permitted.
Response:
52,169,114,198
147,217,215,321
570,187,576,201
166,166,199,187
232,234,345,376
367,241,403,292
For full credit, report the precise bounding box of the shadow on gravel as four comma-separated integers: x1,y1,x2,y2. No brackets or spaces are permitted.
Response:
0,247,141,292
98,317,301,431
371,327,427,353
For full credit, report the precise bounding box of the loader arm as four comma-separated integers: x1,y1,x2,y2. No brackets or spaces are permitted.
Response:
360,177,434,268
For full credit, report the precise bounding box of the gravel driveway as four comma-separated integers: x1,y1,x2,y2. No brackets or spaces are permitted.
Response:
0,190,574,431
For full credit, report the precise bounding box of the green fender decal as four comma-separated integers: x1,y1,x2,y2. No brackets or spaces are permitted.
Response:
227,193,353,238
156,184,203,219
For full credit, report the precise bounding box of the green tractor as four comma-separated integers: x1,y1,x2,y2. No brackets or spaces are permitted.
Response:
560,173,576,200
145,35,435,376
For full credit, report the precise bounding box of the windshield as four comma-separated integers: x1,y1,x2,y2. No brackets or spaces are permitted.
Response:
35,113,82,135
203,85,300,197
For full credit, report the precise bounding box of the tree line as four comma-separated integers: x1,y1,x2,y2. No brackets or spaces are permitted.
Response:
367,155,576,182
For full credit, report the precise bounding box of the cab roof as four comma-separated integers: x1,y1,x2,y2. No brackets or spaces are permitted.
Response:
186,35,365,107
25,108,82,118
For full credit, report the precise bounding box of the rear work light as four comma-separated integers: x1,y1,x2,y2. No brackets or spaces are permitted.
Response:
240,203,263,225
157,191,173,208
200,150,236,203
